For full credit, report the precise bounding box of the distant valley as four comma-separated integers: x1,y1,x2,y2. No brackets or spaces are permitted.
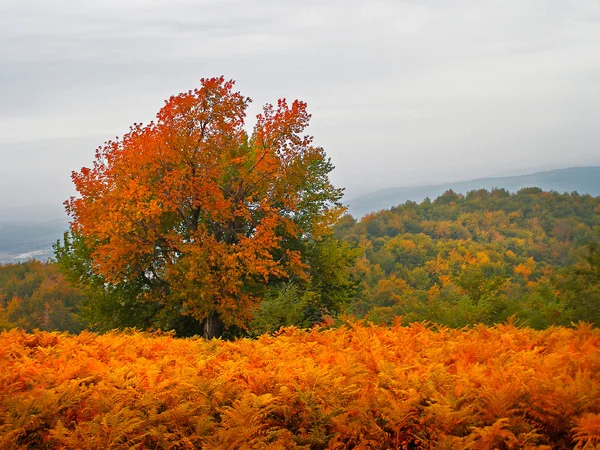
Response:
1,166,599,264
0,219,68,264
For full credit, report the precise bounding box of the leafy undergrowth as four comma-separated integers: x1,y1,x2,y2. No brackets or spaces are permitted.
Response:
1,322,599,449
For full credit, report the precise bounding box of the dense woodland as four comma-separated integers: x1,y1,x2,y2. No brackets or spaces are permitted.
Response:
1,187,599,335
335,187,600,329
0,261,85,333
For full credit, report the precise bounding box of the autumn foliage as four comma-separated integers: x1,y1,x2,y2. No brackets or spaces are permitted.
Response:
0,261,84,333
60,77,345,338
1,322,599,448
337,189,600,328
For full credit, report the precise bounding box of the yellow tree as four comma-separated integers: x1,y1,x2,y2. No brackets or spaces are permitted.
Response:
61,77,345,338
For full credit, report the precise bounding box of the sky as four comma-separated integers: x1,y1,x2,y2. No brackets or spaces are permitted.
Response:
1,0,600,220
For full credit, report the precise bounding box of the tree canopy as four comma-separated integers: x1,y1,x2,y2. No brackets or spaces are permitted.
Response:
56,77,350,338
335,188,600,328
0,261,85,333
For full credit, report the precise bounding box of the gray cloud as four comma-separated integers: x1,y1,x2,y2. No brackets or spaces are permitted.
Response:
1,0,599,218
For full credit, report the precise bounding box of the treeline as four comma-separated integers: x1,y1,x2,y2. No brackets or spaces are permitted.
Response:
335,187,600,328
1,188,599,334
0,261,85,333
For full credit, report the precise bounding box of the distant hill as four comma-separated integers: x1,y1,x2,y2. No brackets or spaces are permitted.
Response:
345,166,600,218
2,166,600,263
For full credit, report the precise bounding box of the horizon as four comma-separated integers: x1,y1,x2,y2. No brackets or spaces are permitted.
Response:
2,1,600,215
1,164,599,224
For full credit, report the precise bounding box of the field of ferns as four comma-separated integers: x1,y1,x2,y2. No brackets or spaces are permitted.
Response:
1,321,599,449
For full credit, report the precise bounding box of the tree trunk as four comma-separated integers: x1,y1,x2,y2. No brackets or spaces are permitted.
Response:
203,310,224,340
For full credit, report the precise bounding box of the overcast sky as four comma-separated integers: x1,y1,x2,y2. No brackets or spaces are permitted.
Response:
1,0,600,220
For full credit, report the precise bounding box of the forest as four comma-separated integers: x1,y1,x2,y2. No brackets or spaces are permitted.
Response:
1,188,599,335
335,187,600,330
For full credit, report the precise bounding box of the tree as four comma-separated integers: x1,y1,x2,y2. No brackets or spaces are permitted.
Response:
56,77,348,338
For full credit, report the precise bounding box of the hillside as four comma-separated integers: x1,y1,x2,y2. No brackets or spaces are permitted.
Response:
0,260,85,333
345,166,600,218
1,166,598,265
2,187,599,334
336,187,600,329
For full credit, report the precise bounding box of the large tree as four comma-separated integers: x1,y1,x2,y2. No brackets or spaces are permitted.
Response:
57,77,348,338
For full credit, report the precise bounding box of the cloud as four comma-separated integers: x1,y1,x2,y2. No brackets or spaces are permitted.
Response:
1,0,599,213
